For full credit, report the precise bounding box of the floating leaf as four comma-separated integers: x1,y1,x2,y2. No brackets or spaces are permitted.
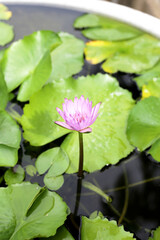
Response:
0,67,8,110
0,22,14,46
0,4,12,20
20,73,134,172
0,182,68,240
4,165,25,185
149,227,160,240
81,214,135,240
85,34,160,74
127,96,160,162
0,110,21,167
74,13,142,41
39,226,74,240
25,165,37,177
134,61,160,89
36,147,69,190
48,32,84,82
2,30,61,94
142,78,160,99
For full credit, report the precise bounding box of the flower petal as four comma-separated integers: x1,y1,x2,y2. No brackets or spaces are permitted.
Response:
56,107,65,120
54,121,73,130
91,102,101,120
79,127,92,133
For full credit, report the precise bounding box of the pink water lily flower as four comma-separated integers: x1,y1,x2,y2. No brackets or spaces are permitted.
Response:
55,95,101,133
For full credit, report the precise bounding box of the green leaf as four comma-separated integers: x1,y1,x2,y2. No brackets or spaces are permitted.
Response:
0,67,8,110
0,4,12,20
20,73,134,172
149,227,160,240
0,22,14,46
4,165,25,185
81,215,135,240
0,110,21,167
85,34,160,74
0,182,68,240
48,32,84,82
39,226,74,240
17,51,52,102
44,175,64,191
74,14,142,41
141,78,160,99
134,61,160,89
25,165,37,177
2,30,61,93
127,96,160,162
36,147,69,190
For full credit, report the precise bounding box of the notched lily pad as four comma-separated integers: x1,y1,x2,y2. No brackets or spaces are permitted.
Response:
0,110,21,167
2,30,61,99
149,227,160,240
81,213,135,240
0,67,8,110
134,61,160,89
48,32,85,82
127,96,160,162
0,182,68,240
36,147,69,190
85,34,160,74
20,73,134,173
74,13,142,41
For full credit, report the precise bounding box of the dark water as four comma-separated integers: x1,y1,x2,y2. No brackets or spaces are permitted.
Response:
1,4,160,240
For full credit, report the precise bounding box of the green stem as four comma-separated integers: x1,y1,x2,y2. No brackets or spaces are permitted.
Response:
118,165,129,225
78,132,84,178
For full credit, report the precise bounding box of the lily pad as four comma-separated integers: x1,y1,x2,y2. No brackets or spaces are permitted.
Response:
0,4,12,20
149,227,160,240
134,61,160,89
36,147,69,190
0,110,21,167
40,226,74,240
0,22,14,46
85,34,160,74
4,165,25,185
0,182,68,240
81,214,135,240
74,13,142,41
0,67,8,110
48,32,85,82
2,30,61,94
141,78,160,99
20,73,134,172
127,96,160,162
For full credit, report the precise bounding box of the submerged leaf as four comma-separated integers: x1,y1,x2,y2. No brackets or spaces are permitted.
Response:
0,4,12,20
0,111,21,167
4,165,25,185
2,30,61,94
74,13,142,41
48,32,84,82
85,34,160,74
0,182,68,240
20,73,134,172
0,22,14,46
81,214,135,240
127,97,160,162
25,165,37,177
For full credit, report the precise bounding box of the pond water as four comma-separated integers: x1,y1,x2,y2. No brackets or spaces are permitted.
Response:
1,4,160,240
